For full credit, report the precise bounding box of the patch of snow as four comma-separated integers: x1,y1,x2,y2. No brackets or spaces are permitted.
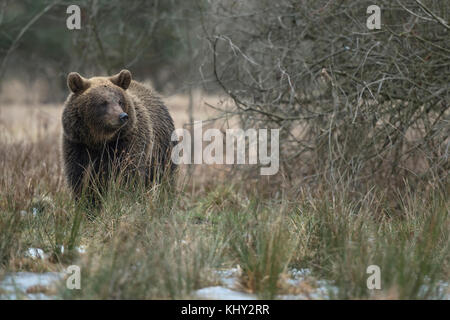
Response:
290,268,312,279
277,294,309,300
194,267,340,300
309,279,339,299
288,268,339,299
19,209,38,217
194,286,256,300
77,245,86,254
214,268,241,278
213,268,241,288
57,245,86,255
25,248,46,260
0,272,64,300
419,280,450,300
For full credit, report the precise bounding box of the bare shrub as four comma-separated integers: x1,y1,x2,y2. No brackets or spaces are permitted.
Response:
201,0,449,191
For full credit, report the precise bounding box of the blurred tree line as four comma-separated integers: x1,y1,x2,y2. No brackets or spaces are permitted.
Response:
0,0,206,101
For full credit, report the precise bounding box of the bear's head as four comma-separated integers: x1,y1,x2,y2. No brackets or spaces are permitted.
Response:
63,69,135,144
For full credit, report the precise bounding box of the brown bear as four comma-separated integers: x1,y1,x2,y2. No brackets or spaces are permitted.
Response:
62,69,176,203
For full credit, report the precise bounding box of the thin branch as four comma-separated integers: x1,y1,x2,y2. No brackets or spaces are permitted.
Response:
414,0,450,30
0,1,60,81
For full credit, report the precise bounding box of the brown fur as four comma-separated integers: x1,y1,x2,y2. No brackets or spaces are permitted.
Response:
61,70,176,202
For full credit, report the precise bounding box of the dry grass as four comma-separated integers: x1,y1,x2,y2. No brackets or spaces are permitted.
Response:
0,93,448,300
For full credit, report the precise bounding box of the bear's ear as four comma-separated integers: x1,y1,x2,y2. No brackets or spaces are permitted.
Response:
110,69,132,90
67,72,89,93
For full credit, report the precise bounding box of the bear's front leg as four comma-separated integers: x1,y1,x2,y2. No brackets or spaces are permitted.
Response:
62,138,93,200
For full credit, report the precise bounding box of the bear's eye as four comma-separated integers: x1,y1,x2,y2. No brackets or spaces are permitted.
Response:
118,100,124,107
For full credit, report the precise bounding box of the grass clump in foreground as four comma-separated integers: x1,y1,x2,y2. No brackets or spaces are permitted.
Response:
0,178,448,299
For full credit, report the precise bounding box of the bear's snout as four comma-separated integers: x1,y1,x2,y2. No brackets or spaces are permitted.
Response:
119,112,129,124
103,103,126,128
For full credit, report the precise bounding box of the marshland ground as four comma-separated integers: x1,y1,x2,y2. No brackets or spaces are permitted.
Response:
0,91,448,299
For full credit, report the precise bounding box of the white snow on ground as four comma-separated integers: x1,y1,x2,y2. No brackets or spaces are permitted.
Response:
0,272,64,300
195,287,257,300
0,246,86,300
418,280,450,300
25,248,46,260
193,267,338,300
1,261,447,300
194,267,257,299
24,246,86,260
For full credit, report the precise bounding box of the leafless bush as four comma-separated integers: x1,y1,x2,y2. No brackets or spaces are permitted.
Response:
201,0,449,191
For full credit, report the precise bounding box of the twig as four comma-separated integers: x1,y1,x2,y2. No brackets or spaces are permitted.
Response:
414,0,450,30
0,1,60,81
